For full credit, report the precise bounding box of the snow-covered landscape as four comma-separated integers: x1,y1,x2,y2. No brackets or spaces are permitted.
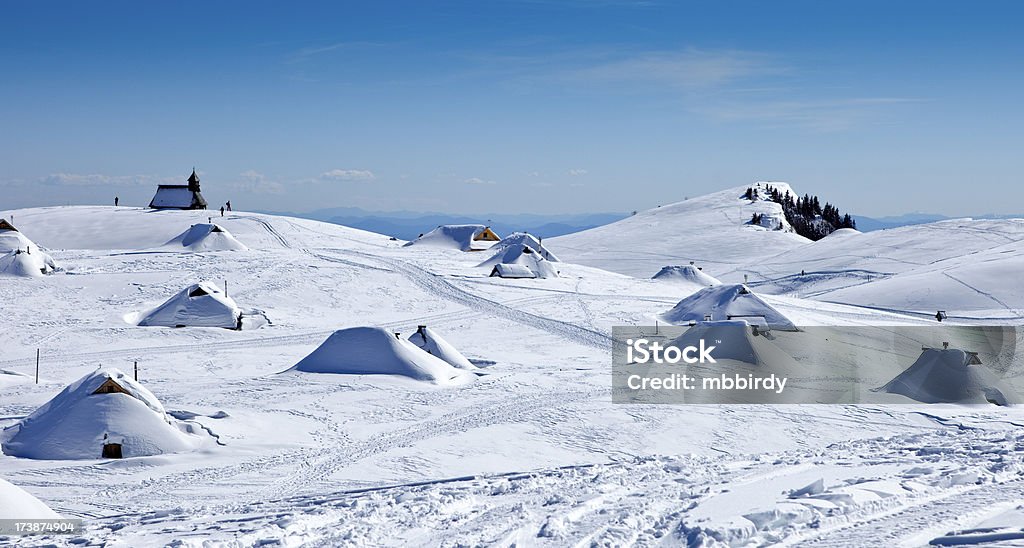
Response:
2,181,1024,546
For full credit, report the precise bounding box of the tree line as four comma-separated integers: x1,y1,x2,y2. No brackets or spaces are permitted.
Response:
745,186,856,241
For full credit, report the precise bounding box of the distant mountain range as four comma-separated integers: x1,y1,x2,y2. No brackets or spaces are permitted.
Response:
258,206,1024,240
257,206,628,240
854,212,1024,232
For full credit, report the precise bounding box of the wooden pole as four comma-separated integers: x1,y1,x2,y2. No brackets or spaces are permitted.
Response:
224,280,228,298
134,361,138,381
35,348,39,384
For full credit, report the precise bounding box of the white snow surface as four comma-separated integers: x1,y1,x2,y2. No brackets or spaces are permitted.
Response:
1,367,204,460
160,223,248,252
550,182,808,278
0,199,1023,546
289,327,476,385
407,326,477,370
0,478,60,519
652,264,722,287
134,281,241,329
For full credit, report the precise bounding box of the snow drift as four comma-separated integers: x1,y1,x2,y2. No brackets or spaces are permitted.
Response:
1,367,202,460
404,224,499,252
0,248,58,277
0,220,58,276
407,325,476,370
136,281,242,329
879,348,1019,405
0,478,60,519
162,223,248,252
290,327,476,385
652,265,721,287
661,284,798,331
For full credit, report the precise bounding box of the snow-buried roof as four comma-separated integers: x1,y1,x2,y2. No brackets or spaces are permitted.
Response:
0,248,58,277
879,348,1019,405
483,232,559,263
290,327,476,385
661,284,797,331
408,325,476,370
404,224,498,252
1,367,201,460
136,281,242,329
0,478,60,519
652,265,721,287
162,223,248,252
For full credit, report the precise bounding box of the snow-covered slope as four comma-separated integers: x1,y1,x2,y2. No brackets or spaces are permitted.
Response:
0,478,60,519
550,182,809,278
0,203,1021,546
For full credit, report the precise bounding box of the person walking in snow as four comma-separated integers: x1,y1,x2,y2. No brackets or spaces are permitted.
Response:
114,196,119,207
226,200,232,212
220,206,225,217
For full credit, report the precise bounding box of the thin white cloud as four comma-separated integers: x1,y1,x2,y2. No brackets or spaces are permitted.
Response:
568,169,588,176
465,177,498,185
569,48,783,90
320,169,376,181
231,170,285,194
39,173,177,187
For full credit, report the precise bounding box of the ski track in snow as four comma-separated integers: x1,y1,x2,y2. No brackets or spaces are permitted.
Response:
330,249,613,351
32,427,1024,547
6,203,1024,547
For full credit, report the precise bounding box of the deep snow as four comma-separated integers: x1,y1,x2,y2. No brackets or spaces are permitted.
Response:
1,190,1023,546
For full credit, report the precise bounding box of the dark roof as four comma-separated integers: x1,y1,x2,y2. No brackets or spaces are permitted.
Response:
188,169,200,184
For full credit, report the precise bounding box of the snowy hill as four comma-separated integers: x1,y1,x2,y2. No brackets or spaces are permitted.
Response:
550,183,810,278
0,203,1022,546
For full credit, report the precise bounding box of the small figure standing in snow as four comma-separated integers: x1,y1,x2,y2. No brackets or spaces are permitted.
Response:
114,196,119,207
801,269,805,276
226,201,232,212
220,206,225,217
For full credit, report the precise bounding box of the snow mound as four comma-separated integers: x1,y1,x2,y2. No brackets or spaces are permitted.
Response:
485,232,559,262
668,320,797,366
289,327,476,385
162,223,248,252
652,265,721,287
479,235,560,278
0,248,58,277
879,348,1019,405
404,224,500,252
821,227,861,239
407,325,477,370
1,367,202,460
0,221,58,276
487,255,559,279
136,281,242,329
661,284,798,331
0,478,60,519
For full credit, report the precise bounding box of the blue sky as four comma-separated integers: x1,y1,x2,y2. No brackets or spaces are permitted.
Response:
1,1,1022,215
